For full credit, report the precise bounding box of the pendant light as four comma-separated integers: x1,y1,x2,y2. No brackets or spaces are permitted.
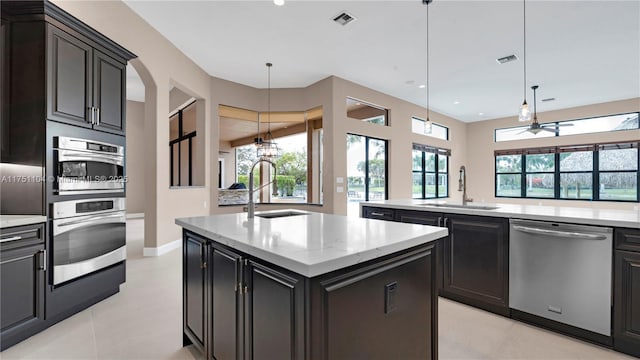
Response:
424,0,432,134
518,0,531,122
256,62,279,159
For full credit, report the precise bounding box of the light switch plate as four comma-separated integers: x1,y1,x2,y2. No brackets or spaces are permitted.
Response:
336,186,344,193
336,177,344,184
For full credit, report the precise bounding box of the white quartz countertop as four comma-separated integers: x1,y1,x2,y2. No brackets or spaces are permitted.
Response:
361,199,640,229
1,215,47,229
176,210,448,278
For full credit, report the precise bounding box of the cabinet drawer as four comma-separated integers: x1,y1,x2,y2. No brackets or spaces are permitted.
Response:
615,228,640,252
1,223,45,251
362,207,394,221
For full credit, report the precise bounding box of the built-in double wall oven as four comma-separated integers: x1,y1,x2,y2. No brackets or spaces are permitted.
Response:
51,197,126,285
54,136,125,195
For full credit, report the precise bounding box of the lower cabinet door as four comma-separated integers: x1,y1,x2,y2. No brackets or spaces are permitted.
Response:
183,234,206,351
614,250,640,357
0,244,45,334
443,214,509,314
245,260,305,360
211,244,242,360
315,247,435,360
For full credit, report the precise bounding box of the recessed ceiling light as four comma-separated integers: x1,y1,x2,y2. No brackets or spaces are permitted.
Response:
419,84,426,89
406,80,415,85
274,0,285,6
478,112,485,116
541,97,556,102
453,101,460,104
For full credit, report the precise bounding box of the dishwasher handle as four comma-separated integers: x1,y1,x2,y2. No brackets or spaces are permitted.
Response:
511,224,607,240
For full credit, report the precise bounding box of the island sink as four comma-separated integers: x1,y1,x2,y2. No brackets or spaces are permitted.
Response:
255,210,309,219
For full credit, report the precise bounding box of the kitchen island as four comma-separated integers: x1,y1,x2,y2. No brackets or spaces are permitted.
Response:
176,210,448,360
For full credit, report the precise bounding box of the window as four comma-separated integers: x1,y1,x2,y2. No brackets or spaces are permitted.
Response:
169,101,197,186
599,143,638,201
495,142,639,202
411,117,449,140
230,105,323,204
346,97,388,126
347,134,388,202
412,144,449,199
495,112,639,142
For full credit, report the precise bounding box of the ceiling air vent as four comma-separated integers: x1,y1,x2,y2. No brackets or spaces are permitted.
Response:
496,54,518,64
333,12,356,26
541,97,556,102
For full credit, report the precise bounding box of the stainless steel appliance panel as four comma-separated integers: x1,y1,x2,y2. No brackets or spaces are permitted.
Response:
52,198,126,285
54,136,124,195
509,219,612,336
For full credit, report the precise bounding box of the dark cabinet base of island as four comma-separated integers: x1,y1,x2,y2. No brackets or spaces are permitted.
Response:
182,229,439,360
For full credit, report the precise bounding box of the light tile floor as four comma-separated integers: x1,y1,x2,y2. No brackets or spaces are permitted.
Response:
1,219,634,359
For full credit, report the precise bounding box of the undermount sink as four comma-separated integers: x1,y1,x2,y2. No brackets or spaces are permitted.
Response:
255,211,309,219
418,203,499,211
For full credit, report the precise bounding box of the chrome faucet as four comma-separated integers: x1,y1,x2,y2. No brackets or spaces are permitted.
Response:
247,158,278,219
458,165,473,206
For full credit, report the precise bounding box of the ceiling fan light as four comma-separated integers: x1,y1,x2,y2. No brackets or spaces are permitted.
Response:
518,101,531,122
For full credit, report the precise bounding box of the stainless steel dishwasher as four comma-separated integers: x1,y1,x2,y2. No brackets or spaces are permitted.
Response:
509,219,612,336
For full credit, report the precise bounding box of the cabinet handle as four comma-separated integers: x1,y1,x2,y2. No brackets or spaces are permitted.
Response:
39,250,46,271
371,212,386,216
96,107,100,126
437,217,443,227
443,217,449,227
0,236,22,243
88,107,94,124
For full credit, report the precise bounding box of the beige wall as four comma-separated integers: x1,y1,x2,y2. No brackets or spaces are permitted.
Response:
125,100,145,214
330,77,468,215
53,0,211,249
466,98,640,210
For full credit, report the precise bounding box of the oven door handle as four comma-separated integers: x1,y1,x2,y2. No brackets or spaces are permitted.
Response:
57,149,124,167
54,213,125,235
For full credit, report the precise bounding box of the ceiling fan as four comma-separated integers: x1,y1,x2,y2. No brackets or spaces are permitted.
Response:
520,85,573,134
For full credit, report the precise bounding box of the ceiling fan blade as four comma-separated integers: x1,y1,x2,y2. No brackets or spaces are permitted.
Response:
517,128,530,135
541,127,556,133
556,123,574,127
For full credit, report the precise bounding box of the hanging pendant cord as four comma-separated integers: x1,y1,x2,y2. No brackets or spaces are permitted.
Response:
523,0,527,101
267,62,272,139
426,3,430,122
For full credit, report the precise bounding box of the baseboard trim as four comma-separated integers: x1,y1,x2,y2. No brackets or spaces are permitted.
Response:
126,213,144,219
143,238,181,257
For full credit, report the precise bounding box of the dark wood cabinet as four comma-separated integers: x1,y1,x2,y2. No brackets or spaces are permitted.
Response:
311,246,436,360
363,206,510,316
245,260,305,360
2,1,134,140
47,25,92,128
183,232,306,360
183,229,437,360
443,214,509,315
613,228,640,358
362,206,394,221
183,232,207,353
47,25,126,135
211,244,242,360
395,209,445,291
0,223,46,350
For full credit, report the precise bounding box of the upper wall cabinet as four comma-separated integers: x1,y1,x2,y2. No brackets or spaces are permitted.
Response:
2,0,135,142
47,25,126,135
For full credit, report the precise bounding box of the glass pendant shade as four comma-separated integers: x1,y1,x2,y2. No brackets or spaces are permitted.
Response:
424,118,433,134
518,100,531,122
